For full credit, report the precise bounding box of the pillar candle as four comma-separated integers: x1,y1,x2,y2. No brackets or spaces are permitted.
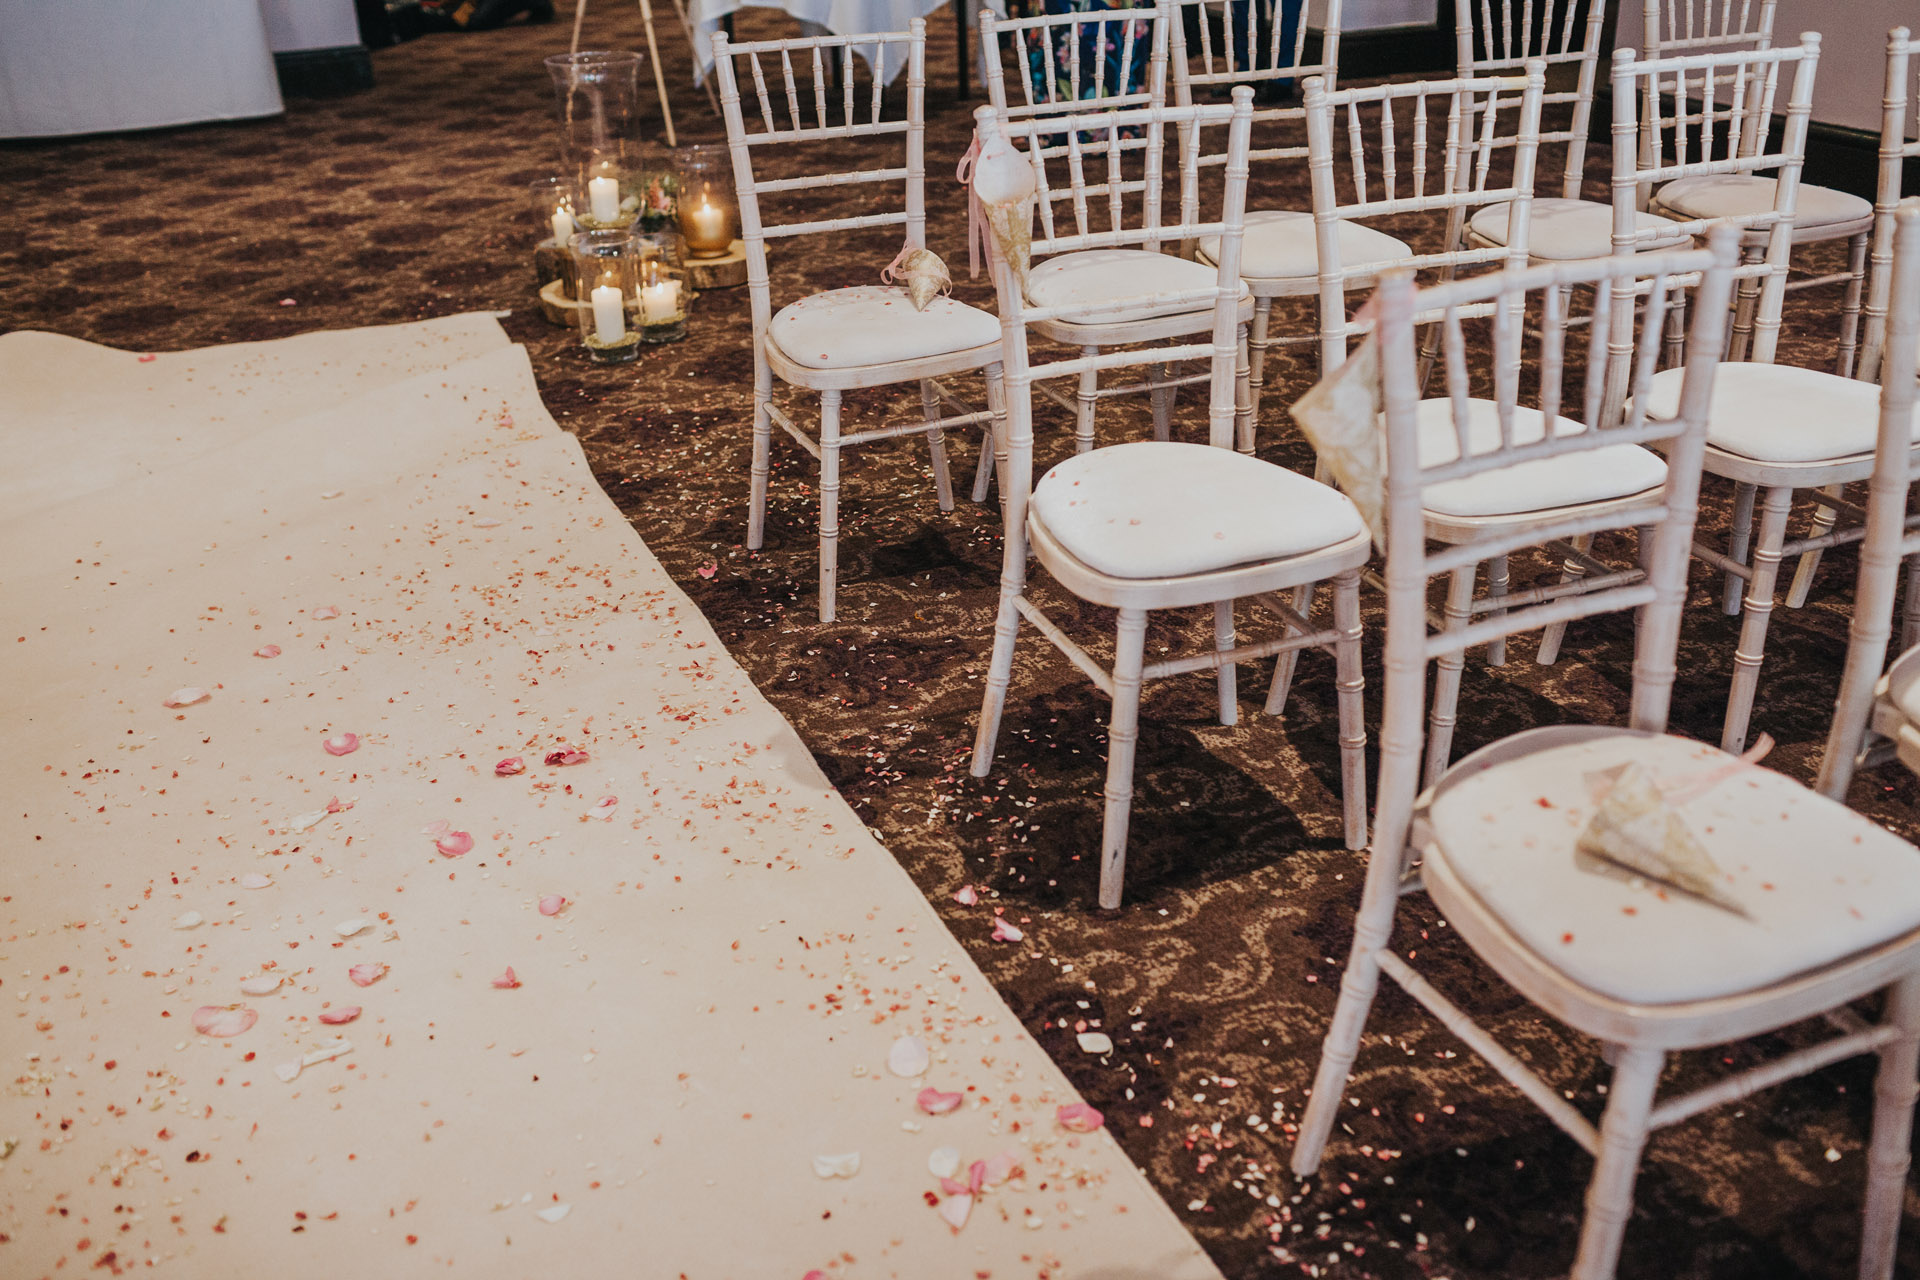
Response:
590,284,625,343
550,208,574,247
588,176,620,224
686,199,726,247
640,278,681,324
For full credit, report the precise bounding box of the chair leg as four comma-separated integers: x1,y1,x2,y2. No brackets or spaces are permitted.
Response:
1423,564,1478,789
1234,324,1255,455
985,365,1013,524
1263,583,1314,716
1728,246,1765,363
1485,553,1511,667
1723,482,1758,615
1663,286,1689,369
1536,535,1594,667
1722,485,1794,754
1097,607,1151,910
1074,347,1099,454
920,378,955,512
1859,973,1920,1280
1333,568,1368,849
1569,1045,1665,1280
1785,484,1844,609
747,353,774,550
1214,599,1237,727
970,420,996,504
1149,361,1172,442
1247,298,1273,431
1837,231,1870,381
817,389,843,624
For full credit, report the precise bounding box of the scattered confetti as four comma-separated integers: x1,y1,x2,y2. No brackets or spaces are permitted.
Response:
162,687,210,708
239,873,273,889
916,1088,963,1115
937,1192,972,1230
928,1146,961,1178
495,756,526,776
536,1203,571,1223
191,1006,257,1038
538,894,567,917
348,963,387,987
254,644,282,658
811,1152,861,1179
334,918,371,938
436,830,474,857
887,1035,930,1078
990,918,1023,943
1076,1032,1113,1055
492,967,522,989
587,794,619,820
240,975,285,996
318,1006,361,1025
1057,1103,1105,1132
284,809,328,833
322,732,360,756
172,911,203,930
545,747,589,766
952,885,979,905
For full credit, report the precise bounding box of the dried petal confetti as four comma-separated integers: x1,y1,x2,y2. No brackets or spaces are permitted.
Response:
982,1151,1019,1185
322,732,360,756
967,1159,987,1193
990,918,1023,943
173,911,203,930
887,1035,930,1078
1056,1103,1105,1132
937,1192,972,1230
811,1152,860,1179
916,1088,963,1115
538,895,566,917
325,795,353,814
239,873,273,889
163,687,210,708
473,516,502,528
275,1060,302,1083
588,794,618,819
348,963,386,987
254,644,281,658
952,885,978,906
240,975,284,996
495,756,526,776
311,605,339,620
334,918,370,938
302,1039,351,1067
927,1146,961,1178
435,830,474,857
191,1005,257,1038
545,747,589,766
1076,1032,1114,1055
492,967,521,989
422,819,451,836
696,562,717,579
318,1006,360,1025
284,809,327,834
536,1204,571,1223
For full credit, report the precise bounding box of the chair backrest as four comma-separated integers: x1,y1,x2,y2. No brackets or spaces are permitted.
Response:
1455,0,1606,200
1304,68,1547,372
712,22,927,343
1641,0,1776,59
980,3,1171,124
985,89,1256,480
1818,199,1920,800
1367,224,1743,861
1861,28,1919,385
1611,34,1820,363
1167,0,1341,185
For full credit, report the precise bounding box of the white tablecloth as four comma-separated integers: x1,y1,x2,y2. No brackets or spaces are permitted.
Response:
0,0,283,138
690,0,1003,86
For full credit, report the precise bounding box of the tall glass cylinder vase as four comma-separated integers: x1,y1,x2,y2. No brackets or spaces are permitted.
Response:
570,229,643,365
674,144,738,259
546,51,644,229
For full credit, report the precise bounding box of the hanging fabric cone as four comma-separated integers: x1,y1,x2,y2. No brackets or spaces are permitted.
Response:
959,106,1037,286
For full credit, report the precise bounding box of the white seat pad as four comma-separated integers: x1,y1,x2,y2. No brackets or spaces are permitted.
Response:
1469,197,1692,260
769,286,1001,371
1428,728,1920,1005
1885,644,1920,728
1641,362,1919,464
1654,174,1872,231
1413,398,1667,518
1030,440,1363,579
1024,249,1242,325
1197,209,1411,281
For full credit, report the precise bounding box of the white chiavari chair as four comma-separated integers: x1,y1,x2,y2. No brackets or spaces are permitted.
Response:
968,88,1371,911
1163,0,1342,427
1640,3,1875,377
714,21,1008,624
1815,200,1920,801
1294,224,1920,1280
1858,29,1920,388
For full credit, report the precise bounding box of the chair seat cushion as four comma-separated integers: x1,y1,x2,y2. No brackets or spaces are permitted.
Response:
1640,362,1919,464
769,286,1001,370
1427,728,1920,1004
1025,248,1241,324
1469,197,1692,260
1654,174,1873,231
1197,209,1411,281
1030,440,1363,579
1413,398,1668,518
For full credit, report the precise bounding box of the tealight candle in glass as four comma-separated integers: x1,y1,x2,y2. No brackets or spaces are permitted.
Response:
570,229,642,364
635,232,688,344
529,176,576,246
674,144,738,259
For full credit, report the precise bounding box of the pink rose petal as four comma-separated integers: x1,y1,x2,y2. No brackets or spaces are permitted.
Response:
254,644,281,658
916,1088,963,1116
322,732,360,756
495,756,526,777
952,885,979,906
990,917,1024,943
803,1273,827,1280
887,1035,930,1078
588,794,618,819
348,963,386,988
239,975,283,996
191,1005,257,1038
538,894,566,917
138,353,157,363
325,795,354,814
696,563,717,579
982,1151,1019,1186
311,605,339,620
939,1175,968,1196
1056,1102,1105,1133
937,1192,972,1230
545,747,589,766
422,819,450,836
435,830,473,857
162,687,211,708
491,967,522,989
318,1006,360,1025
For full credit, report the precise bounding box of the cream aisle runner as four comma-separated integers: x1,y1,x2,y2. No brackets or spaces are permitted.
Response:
0,318,1219,1280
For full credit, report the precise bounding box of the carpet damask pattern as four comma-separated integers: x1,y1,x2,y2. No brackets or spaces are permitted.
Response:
5,13,1916,1276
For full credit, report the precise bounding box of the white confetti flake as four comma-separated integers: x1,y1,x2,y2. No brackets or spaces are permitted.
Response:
1076,1032,1114,1055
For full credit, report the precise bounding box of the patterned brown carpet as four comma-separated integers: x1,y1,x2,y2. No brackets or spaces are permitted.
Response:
6,11,1917,1277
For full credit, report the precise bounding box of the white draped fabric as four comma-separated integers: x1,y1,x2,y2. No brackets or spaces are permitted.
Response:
688,0,1002,85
